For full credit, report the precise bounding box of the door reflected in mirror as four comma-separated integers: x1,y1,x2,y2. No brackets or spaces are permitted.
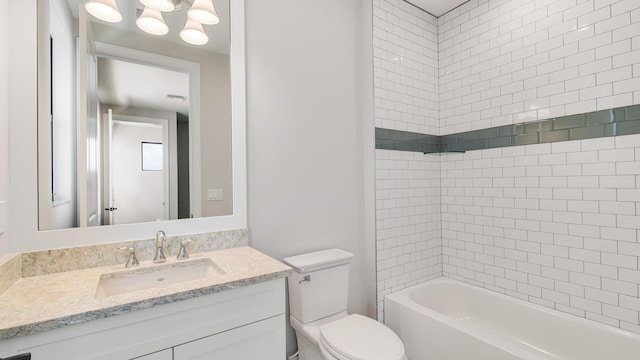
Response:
40,0,233,230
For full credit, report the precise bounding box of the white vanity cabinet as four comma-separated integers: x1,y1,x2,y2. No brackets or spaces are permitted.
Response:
131,315,284,360
0,279,286,360
172,315,283,359
133,349,172,360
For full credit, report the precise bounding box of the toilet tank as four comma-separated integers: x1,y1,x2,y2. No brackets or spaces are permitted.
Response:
283,249,354,324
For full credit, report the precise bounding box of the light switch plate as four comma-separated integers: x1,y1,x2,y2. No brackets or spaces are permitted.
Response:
207,189,223,201
0,201,5,234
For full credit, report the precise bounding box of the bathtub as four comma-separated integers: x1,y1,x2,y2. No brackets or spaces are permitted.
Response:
385,277,640,360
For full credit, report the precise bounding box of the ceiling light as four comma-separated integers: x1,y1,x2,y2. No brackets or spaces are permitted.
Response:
188,0,220,25
180,17,209,45
139,0,175,12
84,0,122,23
84,0,218,46
136,7,169,36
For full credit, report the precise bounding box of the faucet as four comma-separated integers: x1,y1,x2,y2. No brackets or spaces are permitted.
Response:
119,247,139,268
176,239,191,260
153,230,167,263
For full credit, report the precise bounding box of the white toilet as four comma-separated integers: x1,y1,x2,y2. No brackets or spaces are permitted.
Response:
284,249,407,360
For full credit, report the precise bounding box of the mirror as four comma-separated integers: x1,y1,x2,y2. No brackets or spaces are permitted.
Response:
40,0,233,230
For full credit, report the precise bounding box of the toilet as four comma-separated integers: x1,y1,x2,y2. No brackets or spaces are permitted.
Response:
283,249,407,360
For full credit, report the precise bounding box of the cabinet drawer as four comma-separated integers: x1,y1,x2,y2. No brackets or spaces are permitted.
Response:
132,349,172,360
173,315,285,360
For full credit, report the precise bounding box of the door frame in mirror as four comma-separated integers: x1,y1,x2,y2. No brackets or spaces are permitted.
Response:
8,0,246,252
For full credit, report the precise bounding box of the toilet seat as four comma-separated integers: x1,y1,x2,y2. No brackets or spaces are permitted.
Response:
319,314,406,360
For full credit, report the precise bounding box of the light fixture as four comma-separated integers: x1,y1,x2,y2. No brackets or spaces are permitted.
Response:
136,7,169,36
139,0,175,12
84,0,122,23
180,17,209,45
84,0,218,46
188,0,220,25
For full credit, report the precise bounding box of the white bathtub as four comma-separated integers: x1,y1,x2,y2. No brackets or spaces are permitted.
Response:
385,277,640,360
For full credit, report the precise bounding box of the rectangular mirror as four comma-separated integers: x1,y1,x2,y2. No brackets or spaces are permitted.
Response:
40,0,233,230
7,0,245,251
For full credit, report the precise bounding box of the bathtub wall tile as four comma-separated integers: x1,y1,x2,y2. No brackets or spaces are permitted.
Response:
438,0,640,136
376,149,442,320
374,0,640,334
372,0,440,135
441,135,640,332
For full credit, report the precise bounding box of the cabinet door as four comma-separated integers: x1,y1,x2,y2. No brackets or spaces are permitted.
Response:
132,349,172,360
173,315,285,360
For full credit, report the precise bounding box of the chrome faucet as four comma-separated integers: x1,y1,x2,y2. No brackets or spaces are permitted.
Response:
119,247,139,268
176,239,191,260
153,230,167,263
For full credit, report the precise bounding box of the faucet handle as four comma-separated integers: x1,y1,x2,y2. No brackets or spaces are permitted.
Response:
176,240,191,260
118,247,140,268
153,230,167,264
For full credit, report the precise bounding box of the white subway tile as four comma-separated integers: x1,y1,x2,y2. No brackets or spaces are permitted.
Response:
612,0,640,17
567,150,598,164
599,200,636,214
601,226,637,242
583,188,617,200
584,237,618,253
603,304,639,324
596,66,633,85
571,294,602,313
581,137,615,151
585,287,619,305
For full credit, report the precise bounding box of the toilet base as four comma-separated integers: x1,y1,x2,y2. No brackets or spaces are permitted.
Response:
295,329,332,360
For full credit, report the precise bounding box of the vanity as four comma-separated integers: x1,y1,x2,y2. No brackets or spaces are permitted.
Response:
0,240,291,359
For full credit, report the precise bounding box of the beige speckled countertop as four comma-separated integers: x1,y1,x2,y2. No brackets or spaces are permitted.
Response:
0,246,291,341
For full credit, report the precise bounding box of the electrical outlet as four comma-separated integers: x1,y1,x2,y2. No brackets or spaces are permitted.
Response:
207,189,223,201
0,201,5,234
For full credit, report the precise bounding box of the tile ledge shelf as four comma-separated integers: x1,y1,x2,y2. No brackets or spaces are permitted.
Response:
376,105,640,154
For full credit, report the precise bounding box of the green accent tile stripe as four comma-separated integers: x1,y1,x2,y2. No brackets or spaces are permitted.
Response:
375,104,640,154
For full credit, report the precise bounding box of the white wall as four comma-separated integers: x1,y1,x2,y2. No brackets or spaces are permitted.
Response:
439,0,640,134
374,0,640,334
437,0,640,334
373,0,440,134
442,136,640,333
373,0,443,321
245,0,374,354
375,150,442,320
0,0,10,257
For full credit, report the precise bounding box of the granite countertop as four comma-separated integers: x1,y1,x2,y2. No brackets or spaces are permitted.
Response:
0,246,291,341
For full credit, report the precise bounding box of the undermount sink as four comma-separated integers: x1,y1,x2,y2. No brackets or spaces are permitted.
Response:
95,258,223,299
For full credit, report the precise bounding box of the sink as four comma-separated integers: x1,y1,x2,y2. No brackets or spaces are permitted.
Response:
95,258,223,298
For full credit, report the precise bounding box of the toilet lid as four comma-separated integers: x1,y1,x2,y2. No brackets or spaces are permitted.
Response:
319,314,405,360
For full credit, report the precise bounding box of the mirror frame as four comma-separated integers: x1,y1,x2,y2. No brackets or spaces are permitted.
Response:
8,0,246,252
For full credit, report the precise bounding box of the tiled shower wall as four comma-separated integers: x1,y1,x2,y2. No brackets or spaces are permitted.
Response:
373,0,442,320
373,0,440,135
375,150,442,320
438,0,640,332
374,0,640,331
441,136,640,332
439,0,640,134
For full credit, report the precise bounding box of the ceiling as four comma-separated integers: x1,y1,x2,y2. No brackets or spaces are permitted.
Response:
97,58,190,115
405,0,469,17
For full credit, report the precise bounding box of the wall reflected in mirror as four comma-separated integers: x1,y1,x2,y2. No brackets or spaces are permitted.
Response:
40,0,233,231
